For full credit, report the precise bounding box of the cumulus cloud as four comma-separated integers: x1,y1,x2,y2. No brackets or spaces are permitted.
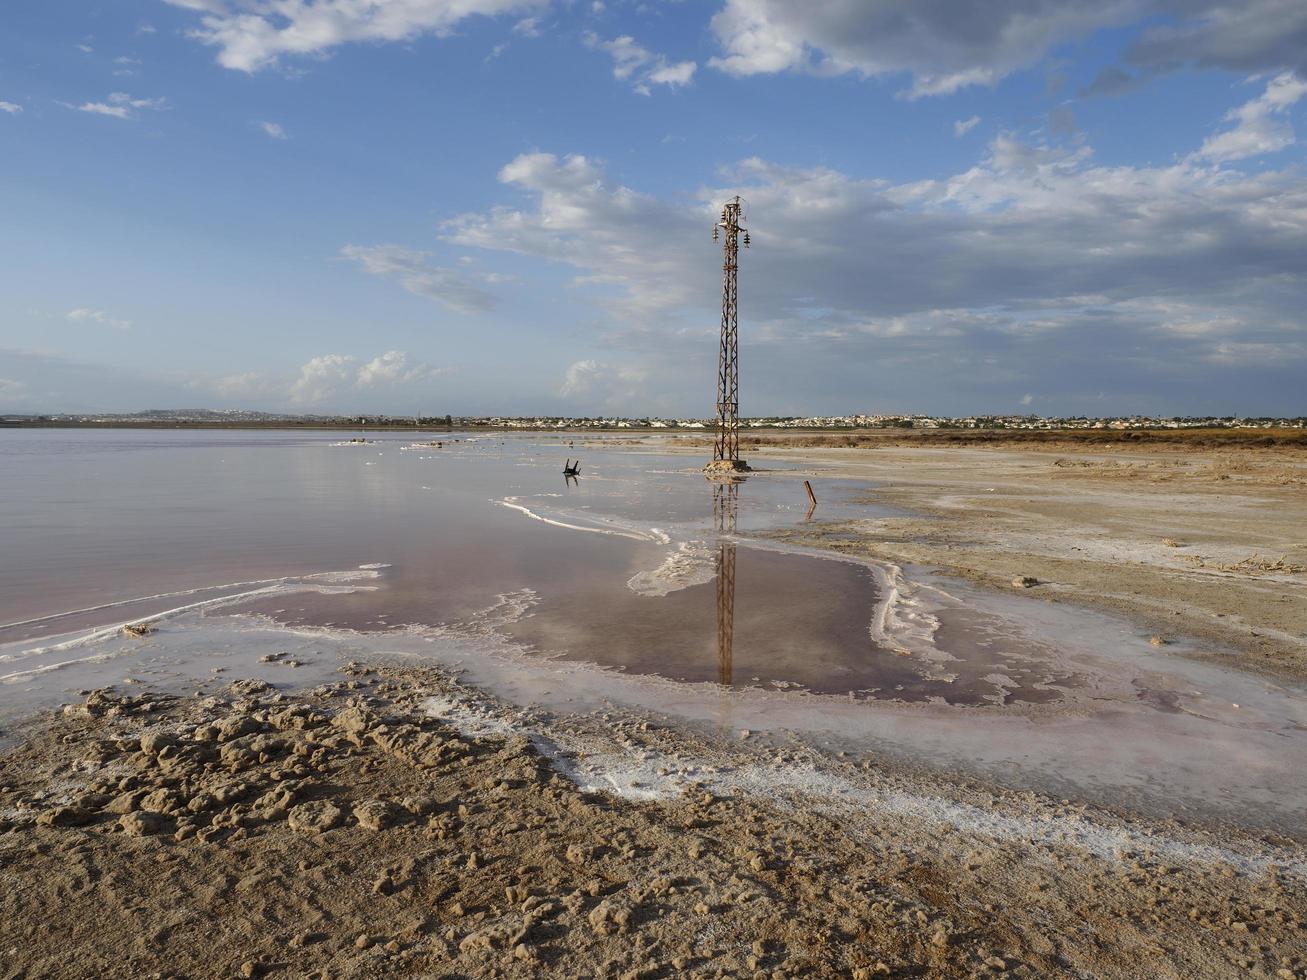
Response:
559,359,647,405
341,244,498,314
1196,72,1307,162
442,116,1307,412
67,308,131,329
0,101,21,115
706,0,1307,98
357,350,444,387
583,32,696,94
259,120,288,139
65,92,167,120
283,350,441,405
444,153,702,319
165,0,544,72
289,354,355,404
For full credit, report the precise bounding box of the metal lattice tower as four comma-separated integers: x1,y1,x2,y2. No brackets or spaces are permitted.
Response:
711,197,750,468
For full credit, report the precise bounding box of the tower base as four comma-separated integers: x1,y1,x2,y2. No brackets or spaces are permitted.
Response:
703,458,752,477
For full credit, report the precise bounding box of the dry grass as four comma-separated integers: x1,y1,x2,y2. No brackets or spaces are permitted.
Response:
1183,554,1307,575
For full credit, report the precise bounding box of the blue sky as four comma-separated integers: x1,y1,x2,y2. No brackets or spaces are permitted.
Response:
2,0,1305,417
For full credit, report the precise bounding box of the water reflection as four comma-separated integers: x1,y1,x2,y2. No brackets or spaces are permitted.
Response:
711,479,741,687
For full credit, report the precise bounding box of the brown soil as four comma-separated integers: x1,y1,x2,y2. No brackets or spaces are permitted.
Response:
3,667,1305,979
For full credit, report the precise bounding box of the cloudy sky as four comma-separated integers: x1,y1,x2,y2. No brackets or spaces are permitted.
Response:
2,0,1305,417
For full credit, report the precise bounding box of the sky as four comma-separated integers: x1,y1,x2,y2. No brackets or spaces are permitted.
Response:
1,0,1305,418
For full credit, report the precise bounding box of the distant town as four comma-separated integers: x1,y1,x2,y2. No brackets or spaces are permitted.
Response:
3,409,1304,430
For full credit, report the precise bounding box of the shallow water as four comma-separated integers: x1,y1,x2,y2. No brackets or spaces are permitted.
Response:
2,428,1305,834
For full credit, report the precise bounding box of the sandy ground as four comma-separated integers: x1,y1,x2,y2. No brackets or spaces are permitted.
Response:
3,668,1305,979
654,433,1307,683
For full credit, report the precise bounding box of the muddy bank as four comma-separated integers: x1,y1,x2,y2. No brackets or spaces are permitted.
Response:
3,667,1305,979
638,438,1307,684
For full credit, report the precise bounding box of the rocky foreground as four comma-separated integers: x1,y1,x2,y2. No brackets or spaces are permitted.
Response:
1,666,1305,979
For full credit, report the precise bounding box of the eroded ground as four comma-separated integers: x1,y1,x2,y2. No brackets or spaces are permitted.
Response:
2,667,1305,979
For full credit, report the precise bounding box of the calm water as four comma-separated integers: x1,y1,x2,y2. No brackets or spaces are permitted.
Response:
0,428,902,690
2,427,1306,834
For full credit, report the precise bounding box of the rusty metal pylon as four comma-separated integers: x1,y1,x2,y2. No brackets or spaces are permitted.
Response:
711,197,750,467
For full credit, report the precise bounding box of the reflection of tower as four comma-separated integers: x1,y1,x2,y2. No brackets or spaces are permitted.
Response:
712,481,739,686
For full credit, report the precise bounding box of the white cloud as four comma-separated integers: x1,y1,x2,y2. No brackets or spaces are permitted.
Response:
356,350,443,387
444,152,702,319
76,43,94,54
442,116,1307,401
1020,393,1033,406
559,359,646,405
954,115,981,136
286,351,445,404
513,16,541,37
72,102,132,120
289,354,355,405
67,308,131,330
0,101,20,115
1196,72,1307,162
259,120,288,140
583,32,696,94
166,0,544,72
65,92,167,120
341,244,497,314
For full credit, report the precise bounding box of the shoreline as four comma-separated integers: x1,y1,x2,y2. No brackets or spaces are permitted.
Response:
625,435,1307,685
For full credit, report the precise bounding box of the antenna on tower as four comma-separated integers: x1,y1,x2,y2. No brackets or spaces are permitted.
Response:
705,195,752,475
